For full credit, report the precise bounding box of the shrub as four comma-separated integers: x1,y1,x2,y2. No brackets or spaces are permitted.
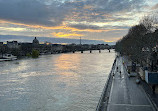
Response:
32,50,39,58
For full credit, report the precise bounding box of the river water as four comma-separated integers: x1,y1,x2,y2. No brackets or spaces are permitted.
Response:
0,50,115,111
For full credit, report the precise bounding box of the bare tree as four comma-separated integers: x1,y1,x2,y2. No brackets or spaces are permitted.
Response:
140,14,158,33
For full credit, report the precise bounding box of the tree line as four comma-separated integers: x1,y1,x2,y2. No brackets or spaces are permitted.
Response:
115,14,158,71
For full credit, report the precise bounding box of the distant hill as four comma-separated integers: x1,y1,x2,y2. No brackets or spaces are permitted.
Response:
0,35,115,45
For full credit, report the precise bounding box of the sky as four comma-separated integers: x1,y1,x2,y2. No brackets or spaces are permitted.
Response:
0,0,158,44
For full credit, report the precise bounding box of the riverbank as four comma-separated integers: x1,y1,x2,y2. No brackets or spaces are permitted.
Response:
97,56,157,111
1,49,113,62
96,57,116,111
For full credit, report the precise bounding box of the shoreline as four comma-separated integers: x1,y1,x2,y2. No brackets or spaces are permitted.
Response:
96,58,116,111
1,49,114,62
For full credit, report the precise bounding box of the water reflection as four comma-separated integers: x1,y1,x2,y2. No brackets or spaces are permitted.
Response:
55,53,81,71
0,50,115,111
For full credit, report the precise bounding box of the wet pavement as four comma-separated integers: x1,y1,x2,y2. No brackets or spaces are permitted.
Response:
107,57,156,111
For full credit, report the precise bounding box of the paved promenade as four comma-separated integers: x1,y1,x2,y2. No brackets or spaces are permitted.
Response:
107,57,156,111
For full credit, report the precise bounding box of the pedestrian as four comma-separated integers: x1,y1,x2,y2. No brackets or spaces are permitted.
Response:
120,71,121,77
152,85,156,94
114,59,116,64
128,69,130,74
117,66,118,72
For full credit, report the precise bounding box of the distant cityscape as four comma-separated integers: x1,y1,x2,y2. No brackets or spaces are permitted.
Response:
0,37,115,58
0,35,115,45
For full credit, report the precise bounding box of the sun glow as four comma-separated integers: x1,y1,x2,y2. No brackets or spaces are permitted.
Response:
52,32,84,38
0,20,123,33
0,27,26,31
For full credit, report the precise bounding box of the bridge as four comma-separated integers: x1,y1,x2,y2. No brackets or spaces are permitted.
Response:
72,49,111,53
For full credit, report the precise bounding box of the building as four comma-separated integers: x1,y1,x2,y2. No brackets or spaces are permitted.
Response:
32,37,39,50
18,43,32,56
7,41,19,49
32,37,39,46
52,44,63,53
0,42,3,58
0,42,3,47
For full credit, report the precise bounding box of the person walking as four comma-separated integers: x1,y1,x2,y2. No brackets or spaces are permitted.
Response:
113,73,115,77
152,85,156,94
119,71,121,77
117,66,118,72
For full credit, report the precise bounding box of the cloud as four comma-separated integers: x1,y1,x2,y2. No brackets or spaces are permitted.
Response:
0,0,150,42
0,27,26,31
0,0,68,26
107,26,130,30
52,32,84,38
69,24,101,30
63,0,147,23
68,23,129,32
0,0,147,27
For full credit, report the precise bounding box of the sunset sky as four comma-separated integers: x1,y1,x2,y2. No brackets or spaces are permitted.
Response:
0,0,158,44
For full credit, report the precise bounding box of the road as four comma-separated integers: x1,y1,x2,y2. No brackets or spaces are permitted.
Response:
107,57,156,111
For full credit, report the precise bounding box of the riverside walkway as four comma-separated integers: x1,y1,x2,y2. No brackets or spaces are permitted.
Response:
98,56,157,111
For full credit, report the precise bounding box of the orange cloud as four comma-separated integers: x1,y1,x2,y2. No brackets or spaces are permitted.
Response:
0,19,126,33
104,37,121,42
0,27,25,31
83,5,93,10
104,40,113,42
52,32,84,38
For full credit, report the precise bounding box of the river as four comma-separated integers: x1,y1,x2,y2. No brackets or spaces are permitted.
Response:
0,50,115,111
